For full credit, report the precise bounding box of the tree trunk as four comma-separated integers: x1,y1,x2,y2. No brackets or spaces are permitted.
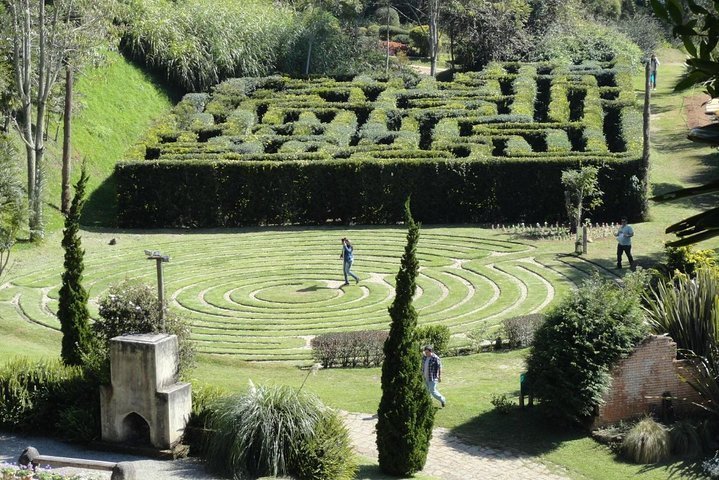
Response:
428,0,439,77
305,36,313,76
385,2,390,76
61,64,73,214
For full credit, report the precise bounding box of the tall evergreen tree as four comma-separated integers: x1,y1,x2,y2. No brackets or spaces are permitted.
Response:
376,199,434,476
58,163,90,366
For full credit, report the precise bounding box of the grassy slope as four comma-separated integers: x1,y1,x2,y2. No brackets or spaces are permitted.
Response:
1,48,716,479
38,50,172,232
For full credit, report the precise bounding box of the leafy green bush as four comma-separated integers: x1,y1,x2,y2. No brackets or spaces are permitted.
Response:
664,246,718,277
0,358,98,440
294,410,358,480
621,417,670,464
94,280,195,376
372,7,400,27
490,393,514,414
525,274,647,422
415,324,451,356
534,18,642,66
409,26,430,56
203,384,354,480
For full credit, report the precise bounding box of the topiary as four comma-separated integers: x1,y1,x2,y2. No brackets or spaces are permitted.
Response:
525,273,647,423
621,417,670,464
409,26,430,57
373,6,400,27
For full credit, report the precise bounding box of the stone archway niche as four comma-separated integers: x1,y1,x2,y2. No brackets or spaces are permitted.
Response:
100,333,191,449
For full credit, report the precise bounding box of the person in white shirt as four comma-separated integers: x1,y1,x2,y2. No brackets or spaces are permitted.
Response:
615,217,634,269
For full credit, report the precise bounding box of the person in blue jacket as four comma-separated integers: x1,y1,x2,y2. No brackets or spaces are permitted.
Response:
340,237,359,285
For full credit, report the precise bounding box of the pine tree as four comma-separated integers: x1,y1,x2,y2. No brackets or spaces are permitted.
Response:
376,199,435,476
58,163,90,366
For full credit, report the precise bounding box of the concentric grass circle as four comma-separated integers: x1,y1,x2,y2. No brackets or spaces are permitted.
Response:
0,226,600,361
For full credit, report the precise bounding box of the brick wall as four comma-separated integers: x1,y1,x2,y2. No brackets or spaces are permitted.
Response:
594,335,704,427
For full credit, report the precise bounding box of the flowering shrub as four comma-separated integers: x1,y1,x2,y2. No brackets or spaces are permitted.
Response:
379,40,408,56
0,463,83,479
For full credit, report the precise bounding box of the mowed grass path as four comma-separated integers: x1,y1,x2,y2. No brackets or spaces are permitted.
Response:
0,226,601,361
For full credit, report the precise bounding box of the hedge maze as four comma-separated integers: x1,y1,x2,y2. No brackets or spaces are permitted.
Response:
0,228,601,361
117,58,644,228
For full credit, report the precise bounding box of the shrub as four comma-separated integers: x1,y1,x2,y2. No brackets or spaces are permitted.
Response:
415,324,450,356
203,384,352,480
664,246,718,277
372,7,400,27
409,26,430,56
311,330,387,368
621,417,670,464
0,358,98,440
490,393,514,414
294,410,358,480
95,280,195,376
502,314,544,348
670,420,702,457
525,274,647,422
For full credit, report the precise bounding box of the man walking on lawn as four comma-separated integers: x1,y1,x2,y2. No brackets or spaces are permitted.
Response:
615,217,635,270
422,345,446,408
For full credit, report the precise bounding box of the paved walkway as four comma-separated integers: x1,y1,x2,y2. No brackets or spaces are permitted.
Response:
1,414,570,480
342,412,570,480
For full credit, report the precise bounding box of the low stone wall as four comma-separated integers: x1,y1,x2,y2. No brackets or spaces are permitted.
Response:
594,335,704,427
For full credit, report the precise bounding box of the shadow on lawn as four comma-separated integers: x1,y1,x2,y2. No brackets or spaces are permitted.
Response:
449,407,585,457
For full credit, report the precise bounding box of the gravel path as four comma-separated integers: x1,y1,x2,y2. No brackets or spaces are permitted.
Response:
1,413,571,480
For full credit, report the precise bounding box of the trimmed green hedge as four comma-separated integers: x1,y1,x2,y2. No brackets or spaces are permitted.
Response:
117,155,644,227
117,59,644,227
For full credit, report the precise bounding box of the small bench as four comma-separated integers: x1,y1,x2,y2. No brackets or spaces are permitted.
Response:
18,447,136,480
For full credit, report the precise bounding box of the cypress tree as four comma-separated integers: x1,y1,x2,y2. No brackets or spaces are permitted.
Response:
58,163,90,366
376,200,435,476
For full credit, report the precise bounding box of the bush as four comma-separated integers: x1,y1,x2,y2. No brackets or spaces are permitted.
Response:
664,246,718,277
294,410,358,480
0,358,99,440
372,7,400,27
490,393,514,414
670,420,702,457
525,274,647,422
409,26,429,56
203,384,354,480
94,280,195,376
621,417,670,464
415,324,450,356
502,314,544,348
311,330,387,368
534,18,642,67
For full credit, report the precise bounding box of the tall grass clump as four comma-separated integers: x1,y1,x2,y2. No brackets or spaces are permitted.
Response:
670,420,702,457
621,417,670,464
121,0,296,91
203,383,356,480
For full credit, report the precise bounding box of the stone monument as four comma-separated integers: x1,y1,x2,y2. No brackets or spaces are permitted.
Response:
100,333,191,449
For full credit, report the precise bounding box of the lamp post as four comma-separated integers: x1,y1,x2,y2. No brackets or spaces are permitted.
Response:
144,250,170,331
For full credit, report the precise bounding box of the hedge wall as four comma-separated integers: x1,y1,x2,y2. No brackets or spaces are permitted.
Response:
117,59,644,227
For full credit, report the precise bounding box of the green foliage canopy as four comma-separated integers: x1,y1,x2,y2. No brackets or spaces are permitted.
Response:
376,200,435,476
526,274,647,422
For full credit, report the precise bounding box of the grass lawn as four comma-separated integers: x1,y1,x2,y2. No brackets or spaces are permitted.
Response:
0,48,716,479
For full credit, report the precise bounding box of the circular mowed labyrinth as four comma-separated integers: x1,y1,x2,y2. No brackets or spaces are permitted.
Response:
0,227,599,361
